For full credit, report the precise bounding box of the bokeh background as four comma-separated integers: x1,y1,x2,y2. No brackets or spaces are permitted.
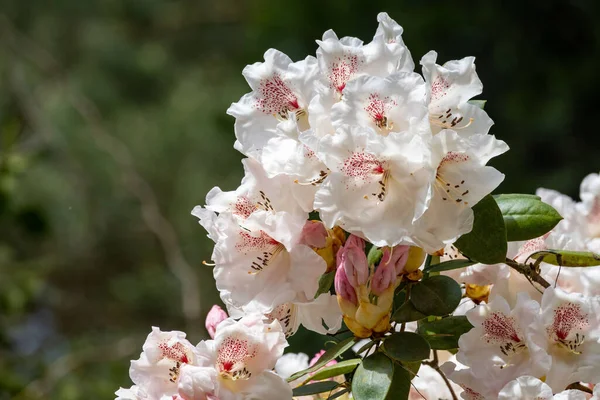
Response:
1,0,600,398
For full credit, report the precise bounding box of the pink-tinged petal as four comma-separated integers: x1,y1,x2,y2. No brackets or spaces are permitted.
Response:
205,305,228,339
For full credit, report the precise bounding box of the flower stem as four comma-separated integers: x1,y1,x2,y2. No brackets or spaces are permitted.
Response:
504,258,550,289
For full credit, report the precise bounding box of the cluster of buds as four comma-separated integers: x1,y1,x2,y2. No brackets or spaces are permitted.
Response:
334,235,424,337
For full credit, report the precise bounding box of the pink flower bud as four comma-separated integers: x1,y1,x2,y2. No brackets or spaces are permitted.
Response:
300,220,328,248
337,235,368,287
205,305,228,339
380,245,410,275
334,265,357,305
371,262,396,296
371,246,410,295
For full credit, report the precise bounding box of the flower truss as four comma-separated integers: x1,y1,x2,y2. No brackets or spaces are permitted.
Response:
117,12,600,400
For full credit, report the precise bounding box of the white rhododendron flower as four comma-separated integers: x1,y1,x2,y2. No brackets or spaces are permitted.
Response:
274,352,310,381
420,50,493,136
128,327,204,399
228,49,318,160
440,360,498,400
330,73,429,136
313,125,431,248
578,172,600,251
192,160,326,314
227,293,342,337
530,288,600,391
308,13,414,136
498,376,587,400
457,294,548,395
413,131,508,250
260,120,328,211
174,316,291,400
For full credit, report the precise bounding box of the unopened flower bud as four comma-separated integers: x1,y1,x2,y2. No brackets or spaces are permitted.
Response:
205,305,228,339
403,246,426,273
300,220,328,248
311,224,346,273
371,262,396,296
334,265,357,306
338,235,368,287
466,284,490,304
380,245,410,275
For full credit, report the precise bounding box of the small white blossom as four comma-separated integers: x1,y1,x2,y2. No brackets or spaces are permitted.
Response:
420,51,493,136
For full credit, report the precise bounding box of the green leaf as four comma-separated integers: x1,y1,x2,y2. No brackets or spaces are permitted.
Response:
287,336,357,382
391,301,426,323
424,259,475,273
304,358,361,383
417,316,473,350
382,332,431,362
455,194,507,264
410,275,462,316
293,381,339,397
528,250,600,267
351,353,394,400
367,245,383,266
315,271,335,298
328,388,351,399
468,99,487,109
402,361,421,376
494,194,563,241
385,363,412,400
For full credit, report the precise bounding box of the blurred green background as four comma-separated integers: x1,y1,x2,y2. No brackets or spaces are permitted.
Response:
1,0,599,398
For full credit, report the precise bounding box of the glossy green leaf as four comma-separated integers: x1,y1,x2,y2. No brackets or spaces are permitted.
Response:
287,336,357,382
455,194,507,264
402,361,421,377
293,381,339,397
424,259,475,273
382,331,431,362
304,358,361,383
351,353,394,400
468,99,487,109
528,250,600,267
417,316,473,350
328,388,351,399
385,362,412,400
410,275,462,316
494,194,563,241
391,300,426,323
315,270,335,298
367,245,383,266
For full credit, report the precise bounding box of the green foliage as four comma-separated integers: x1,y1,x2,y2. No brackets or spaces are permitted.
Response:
410,276,462,316
385,363,412,400
494,194,563,241
315,271,335,298
303,358,361,383
391,299,426,323
367,245,383,266
382,332,431,362
292,381,340,397
424,259,476,273
288,337,357,382
528,250,600,267
455,194,508,264
351,353,394,400
417,316,474,350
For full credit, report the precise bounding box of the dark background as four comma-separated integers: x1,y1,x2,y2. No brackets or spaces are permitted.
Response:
1,0,599,398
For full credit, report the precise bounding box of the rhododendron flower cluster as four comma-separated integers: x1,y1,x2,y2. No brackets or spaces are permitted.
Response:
117,12,600,400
